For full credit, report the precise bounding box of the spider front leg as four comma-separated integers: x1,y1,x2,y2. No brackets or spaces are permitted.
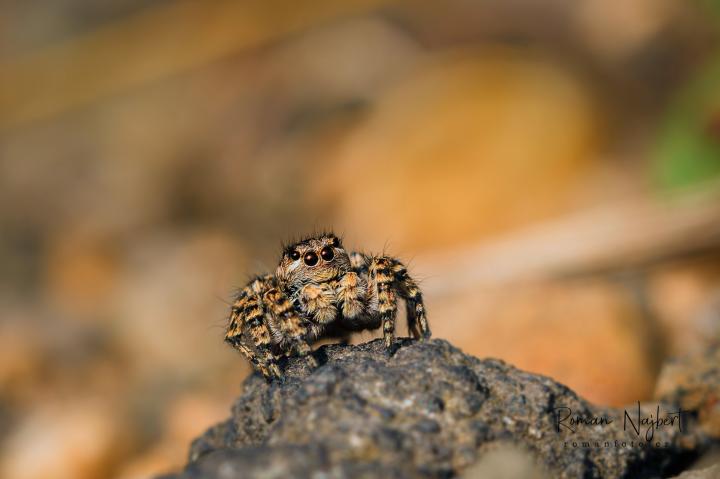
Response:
368,256,399,350
263,288,318,370
391,260,431,340
367,255,431,350
225,284,282,380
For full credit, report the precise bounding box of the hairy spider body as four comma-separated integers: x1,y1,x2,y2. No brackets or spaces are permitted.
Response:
225,233,430,380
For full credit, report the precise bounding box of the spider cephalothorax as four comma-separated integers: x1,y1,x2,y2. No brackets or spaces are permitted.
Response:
276,235,351,290
225,233,430,380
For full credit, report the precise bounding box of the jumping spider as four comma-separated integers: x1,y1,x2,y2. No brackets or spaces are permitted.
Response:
225,233,431,380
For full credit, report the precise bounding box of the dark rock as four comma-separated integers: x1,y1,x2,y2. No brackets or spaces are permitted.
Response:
166,339,716,479
670,464,720,479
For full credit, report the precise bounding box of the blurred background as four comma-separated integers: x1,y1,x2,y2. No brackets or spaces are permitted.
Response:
1,0,720,478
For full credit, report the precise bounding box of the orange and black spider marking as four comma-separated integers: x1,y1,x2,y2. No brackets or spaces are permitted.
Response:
224,232,430,381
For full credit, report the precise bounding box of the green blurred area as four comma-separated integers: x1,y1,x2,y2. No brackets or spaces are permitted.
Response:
655,0,720,190
656,56,720,190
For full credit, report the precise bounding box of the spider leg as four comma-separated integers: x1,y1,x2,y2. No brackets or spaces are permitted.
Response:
368,256,399,350
225,277,282,380
390,260,431,340
263,287,318,370
365,255,431,347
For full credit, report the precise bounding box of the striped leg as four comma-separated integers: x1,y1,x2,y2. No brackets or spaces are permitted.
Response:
225,278,282,380
225,334,281,380
264,288,317,369
390,260,431,340
368,256,399,350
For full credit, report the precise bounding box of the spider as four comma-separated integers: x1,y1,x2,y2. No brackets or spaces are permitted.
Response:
224,233,431,380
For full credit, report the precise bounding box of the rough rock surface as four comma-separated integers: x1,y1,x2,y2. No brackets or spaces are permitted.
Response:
166,339,715,479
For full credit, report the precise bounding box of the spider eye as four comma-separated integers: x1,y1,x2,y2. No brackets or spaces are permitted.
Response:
290,250,300,261
320,246,334,261
331,236,340,247
303,251,319,266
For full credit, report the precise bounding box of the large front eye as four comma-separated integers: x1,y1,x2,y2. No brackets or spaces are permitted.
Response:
303,251,319,266
320,246,334,261
290,250,300,261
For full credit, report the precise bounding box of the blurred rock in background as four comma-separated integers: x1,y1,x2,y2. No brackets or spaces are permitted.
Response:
1,0,719,477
